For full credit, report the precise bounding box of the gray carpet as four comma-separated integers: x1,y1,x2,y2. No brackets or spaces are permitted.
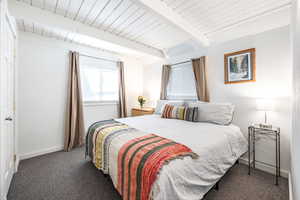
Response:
8,147,289,200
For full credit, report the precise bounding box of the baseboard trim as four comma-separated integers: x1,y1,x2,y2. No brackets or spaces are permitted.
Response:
289,172,293,200
239,158,289,178
14,155,20,172
19,146,64,160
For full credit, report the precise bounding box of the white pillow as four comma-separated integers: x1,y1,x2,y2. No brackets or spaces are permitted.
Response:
196,103,235,125
154,100,184,114
185,100,206,107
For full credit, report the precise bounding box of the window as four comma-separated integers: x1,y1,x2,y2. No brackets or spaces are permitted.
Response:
167,63,197,100
80,55,119,103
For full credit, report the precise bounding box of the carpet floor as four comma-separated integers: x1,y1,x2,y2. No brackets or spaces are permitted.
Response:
8,147,289,200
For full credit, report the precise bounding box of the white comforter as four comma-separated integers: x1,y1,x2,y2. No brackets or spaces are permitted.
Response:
113,114,247,200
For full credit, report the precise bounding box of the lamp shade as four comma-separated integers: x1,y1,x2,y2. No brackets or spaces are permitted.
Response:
256,99,274,111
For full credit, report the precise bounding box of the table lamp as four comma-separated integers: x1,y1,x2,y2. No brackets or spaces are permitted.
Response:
256,98,274,129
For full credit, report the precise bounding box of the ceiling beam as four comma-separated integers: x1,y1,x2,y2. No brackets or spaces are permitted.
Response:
134,0,210,47
8,0,165,58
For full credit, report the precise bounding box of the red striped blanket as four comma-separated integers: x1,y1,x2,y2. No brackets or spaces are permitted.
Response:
117,134,198,200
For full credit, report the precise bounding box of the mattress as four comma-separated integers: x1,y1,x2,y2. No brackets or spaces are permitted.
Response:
114,114,248,200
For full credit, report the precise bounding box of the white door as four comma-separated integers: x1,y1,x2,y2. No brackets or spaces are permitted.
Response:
1,16,16,196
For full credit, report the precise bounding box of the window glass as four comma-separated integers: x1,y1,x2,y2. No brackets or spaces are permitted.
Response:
80,56,119,102
167,63,197,100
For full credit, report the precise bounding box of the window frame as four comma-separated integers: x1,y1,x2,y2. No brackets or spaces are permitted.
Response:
79,55,119,105
166,63,198,100
83,100,119,107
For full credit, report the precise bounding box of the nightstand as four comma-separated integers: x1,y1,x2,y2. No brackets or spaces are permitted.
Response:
131,107,154,116
248,124,280,185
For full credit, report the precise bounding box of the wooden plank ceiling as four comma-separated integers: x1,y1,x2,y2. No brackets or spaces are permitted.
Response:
162,0,291,37
15,0,189,52
15,0,291,54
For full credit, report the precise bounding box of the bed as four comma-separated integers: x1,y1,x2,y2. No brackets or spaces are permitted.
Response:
86,114,247,200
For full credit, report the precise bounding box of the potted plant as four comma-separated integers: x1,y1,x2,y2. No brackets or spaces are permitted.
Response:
138,96,146,108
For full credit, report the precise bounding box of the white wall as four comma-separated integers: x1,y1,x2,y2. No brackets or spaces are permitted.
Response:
17,32,143,159
291,0,300,199
121,56,144,115
143,26,292,176
207,26,292,176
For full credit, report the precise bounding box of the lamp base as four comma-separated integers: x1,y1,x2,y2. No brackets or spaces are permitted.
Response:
259,123,272,129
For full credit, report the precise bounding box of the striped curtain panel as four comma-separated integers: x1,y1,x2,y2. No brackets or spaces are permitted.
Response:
192,57,209,102
64,51,85,151
160,65,171,100
118,61,127,118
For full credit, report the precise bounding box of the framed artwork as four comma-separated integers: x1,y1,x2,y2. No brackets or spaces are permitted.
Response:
224,48,256,84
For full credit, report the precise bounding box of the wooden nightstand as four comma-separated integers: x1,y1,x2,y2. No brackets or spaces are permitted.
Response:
131,107,155,116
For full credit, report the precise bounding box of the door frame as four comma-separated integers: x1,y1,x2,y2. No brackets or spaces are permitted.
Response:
5,12,18,174
0,9,18,200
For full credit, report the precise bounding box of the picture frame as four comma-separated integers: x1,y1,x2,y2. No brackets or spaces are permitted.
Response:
224,48,256,84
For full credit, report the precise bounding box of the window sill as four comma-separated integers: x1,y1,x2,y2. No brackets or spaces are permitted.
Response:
166,95,198,100
83,101,119,107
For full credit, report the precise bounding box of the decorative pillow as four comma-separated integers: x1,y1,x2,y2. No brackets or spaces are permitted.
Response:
196,103,235,125
161,104,198,122
154,100,184,114
184,107,198,122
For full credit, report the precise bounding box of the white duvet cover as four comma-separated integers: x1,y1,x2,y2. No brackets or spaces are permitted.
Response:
113,114,247,200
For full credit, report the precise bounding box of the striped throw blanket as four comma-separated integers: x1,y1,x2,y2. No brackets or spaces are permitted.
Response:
117,134,198,200
86,119,137,173
86,120,198,200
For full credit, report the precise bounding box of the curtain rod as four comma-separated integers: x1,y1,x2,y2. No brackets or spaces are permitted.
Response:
79,53,119,63
170,60,192,66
